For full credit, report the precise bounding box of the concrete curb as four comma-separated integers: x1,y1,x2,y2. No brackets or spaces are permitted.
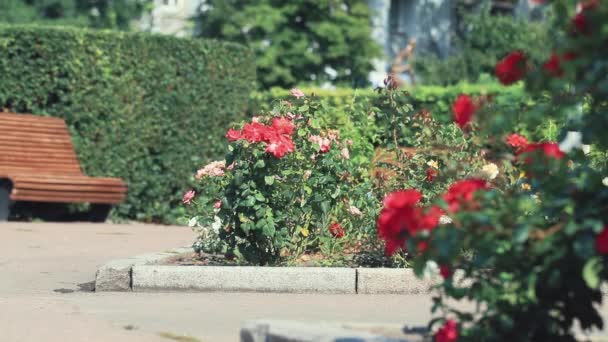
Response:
357,268,439,294
133,265,356,293
95,247,192,291
93,249,483,294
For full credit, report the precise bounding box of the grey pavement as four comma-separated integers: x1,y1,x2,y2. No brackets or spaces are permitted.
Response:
1,222,606,342
0,222,439,342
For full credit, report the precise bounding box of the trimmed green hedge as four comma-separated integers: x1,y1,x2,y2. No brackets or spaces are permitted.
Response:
0,26,256,223
251,82,528,124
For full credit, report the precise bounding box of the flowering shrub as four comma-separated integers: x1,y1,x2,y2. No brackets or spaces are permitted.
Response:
377,1,608,340
187,90,378,265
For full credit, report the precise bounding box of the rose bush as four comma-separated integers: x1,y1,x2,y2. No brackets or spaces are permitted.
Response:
186,89,379,265
377,1,608,340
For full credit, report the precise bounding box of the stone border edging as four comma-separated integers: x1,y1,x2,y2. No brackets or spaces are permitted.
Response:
95,247,440,293
95,247,193,291
96,249,608,294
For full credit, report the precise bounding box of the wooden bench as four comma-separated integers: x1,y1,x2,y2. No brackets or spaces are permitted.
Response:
0,112,127,221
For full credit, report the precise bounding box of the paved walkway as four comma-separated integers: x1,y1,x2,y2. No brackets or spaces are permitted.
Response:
1,222,607,342
0,222,437,342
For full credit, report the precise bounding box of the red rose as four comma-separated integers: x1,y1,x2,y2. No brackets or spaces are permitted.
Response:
543,53,564,77
596,225,608,255
563,51,578,61
435,320,459,342
443,178,489,213
417,241,429,253
242,122,273,143
415,205,443,231
383,189,423,209
439,265,453,279
495,51,527,85
572,0,598,35
506,133,529,150
452,95,477,129
572,12,589,34
329,223,345,238
271,117,295,136
426,168,439,182
226,128,243,142
377,190,422,255
377,190,445,256
521,142,565,161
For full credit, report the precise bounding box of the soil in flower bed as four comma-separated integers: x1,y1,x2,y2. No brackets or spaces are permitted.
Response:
159,249,407,268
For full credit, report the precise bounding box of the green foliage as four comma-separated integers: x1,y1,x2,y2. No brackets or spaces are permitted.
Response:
196,0,382,89
0,0,150,30
371,87,491,206
0,25,256,223
415,3,550,85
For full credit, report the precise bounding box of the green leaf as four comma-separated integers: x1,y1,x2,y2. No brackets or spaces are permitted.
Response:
254,159,266,169
513,225,530,243
254,193,266,202
264,175,275,185
583,257,602,289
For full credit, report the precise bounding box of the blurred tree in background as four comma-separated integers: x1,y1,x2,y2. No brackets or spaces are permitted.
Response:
0,0,150,30
196,0,382,89
415,1,551,85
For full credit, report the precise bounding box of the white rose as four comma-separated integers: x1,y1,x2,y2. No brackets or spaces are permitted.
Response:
439,215,453,225
347,205,363,217
423,260,440,280
559,131,582,153
481,163,499,180
211,216,222,233
582,145,591,155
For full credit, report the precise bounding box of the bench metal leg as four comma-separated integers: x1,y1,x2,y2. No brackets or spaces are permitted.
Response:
89,204,111,223
0,180,11,221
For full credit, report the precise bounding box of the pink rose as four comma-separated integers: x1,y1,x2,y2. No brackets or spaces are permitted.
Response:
271,117,295,135
183,190,195,205
308,135,331,153
290,88,305,98
265,133,296,158
340,147,350,159
214,200,222,209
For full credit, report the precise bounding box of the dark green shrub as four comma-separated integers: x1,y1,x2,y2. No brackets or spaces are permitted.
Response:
0,25,256,223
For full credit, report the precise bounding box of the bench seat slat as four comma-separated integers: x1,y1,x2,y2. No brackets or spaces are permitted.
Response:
11,191,125,204
0,113,65,125
14,183,126,193
11,175,125,186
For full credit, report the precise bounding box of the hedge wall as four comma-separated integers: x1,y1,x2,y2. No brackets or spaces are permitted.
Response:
0,26,256,223
250,82,528,124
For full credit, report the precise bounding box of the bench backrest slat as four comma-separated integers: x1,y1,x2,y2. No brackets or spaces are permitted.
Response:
0,113,83,175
